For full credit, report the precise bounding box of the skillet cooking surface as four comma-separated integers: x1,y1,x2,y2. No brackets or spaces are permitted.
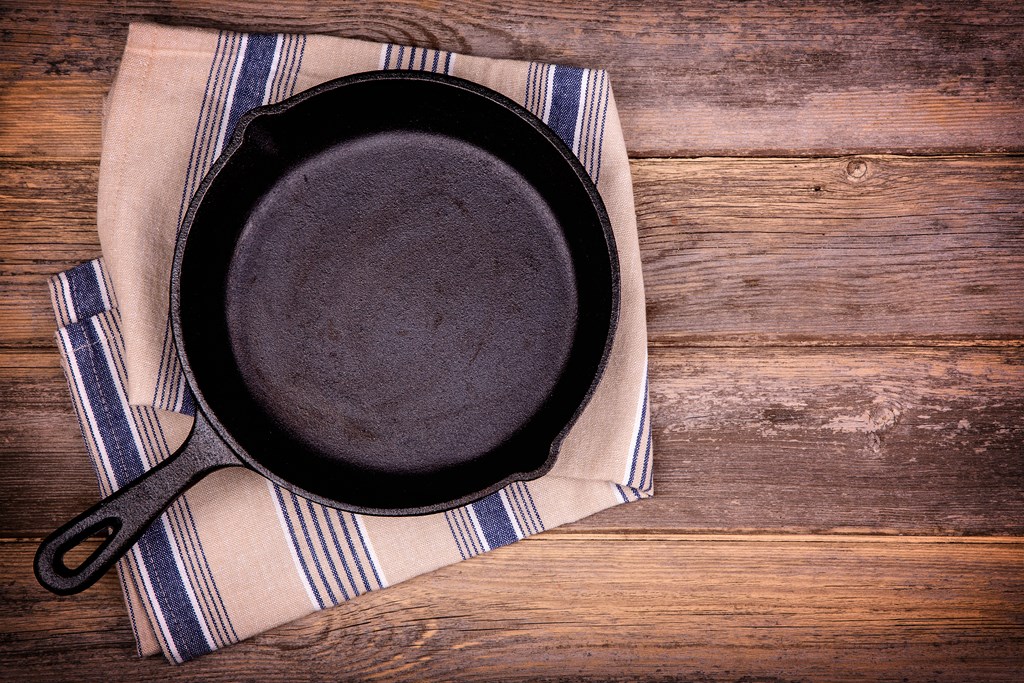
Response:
226,130,578,474
176,72,618,512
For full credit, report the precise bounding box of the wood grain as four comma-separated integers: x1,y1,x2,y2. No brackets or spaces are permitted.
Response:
3,156,1022,350
2,1,1023,678
2,0,1023,159
0,161,99,263
637,155,1024,345
1,536,1021,682
3,346,1022,536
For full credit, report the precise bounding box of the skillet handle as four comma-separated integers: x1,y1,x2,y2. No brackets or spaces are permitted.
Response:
34,411,238,595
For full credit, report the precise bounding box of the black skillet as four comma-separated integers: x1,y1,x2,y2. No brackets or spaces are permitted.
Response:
35,70,619,595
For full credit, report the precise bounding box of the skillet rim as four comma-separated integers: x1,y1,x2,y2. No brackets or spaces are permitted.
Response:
170,69,621,515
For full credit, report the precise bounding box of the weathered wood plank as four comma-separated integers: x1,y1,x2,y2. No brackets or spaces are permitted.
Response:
1,536,1021,682
3,346,1022,535
0,161,100,262
2,1,1023,159
2,156,1023,349
642,345,1024,534
636,155,1024,345
0,80,104,161
3,3,1021,682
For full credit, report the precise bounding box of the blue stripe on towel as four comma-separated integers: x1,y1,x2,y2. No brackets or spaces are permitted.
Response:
272,486,325,609
445,511,468,560
176,30,228,230
515,482,539,533
382,44,453,74
442,509,468,557
305,500,350,602
638,421,653,492
593,72,611,182
531,64,548,119
545,65,585,148
519,481,545,531
338,512,373,594
471,493,518,550
505,483,535,536
626,374,649,488
578,70,598,171
223,33,280,138
55,328,116,494
267,34,293,104
197,32,241,187
352,516,384,589
287,36,307,97
289,492,339,607
134,521,213,661
179,386,196,416
169,500,233,645
323,508,359,599
63,261,106,322
65,322,145,483
453,508,479,556
523,62,535,112
459,507,483,555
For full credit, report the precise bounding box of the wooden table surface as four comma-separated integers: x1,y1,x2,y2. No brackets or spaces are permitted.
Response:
2,2,1022,681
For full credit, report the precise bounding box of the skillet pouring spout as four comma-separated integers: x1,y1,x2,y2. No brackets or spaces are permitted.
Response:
34,412,238,595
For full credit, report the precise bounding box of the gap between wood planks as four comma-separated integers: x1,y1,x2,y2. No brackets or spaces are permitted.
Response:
3,154,1023,348
4,152,1024,164
2,532,1023,543
4,0,1024,158
1,534,1021,682
4,345,1022,537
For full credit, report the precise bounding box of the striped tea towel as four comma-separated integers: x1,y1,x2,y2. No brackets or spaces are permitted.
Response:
49,22,651,663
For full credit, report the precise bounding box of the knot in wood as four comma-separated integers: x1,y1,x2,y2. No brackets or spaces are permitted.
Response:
867,400,901,434
846,158,868,179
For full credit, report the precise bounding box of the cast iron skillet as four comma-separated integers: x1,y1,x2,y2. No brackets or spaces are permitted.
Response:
35,70,619,595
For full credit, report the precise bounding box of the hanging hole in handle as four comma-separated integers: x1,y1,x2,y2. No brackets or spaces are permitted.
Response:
54,519,122,577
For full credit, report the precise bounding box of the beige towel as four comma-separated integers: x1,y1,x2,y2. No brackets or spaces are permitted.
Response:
49,22,650,662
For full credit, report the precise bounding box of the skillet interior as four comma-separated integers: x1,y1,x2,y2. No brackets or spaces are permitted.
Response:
175,73,617,513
